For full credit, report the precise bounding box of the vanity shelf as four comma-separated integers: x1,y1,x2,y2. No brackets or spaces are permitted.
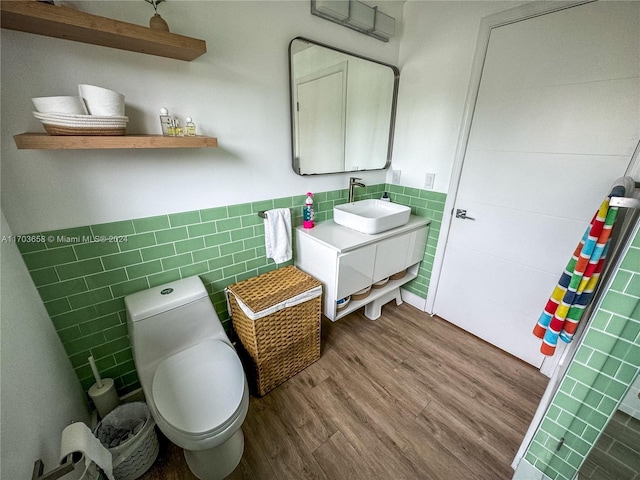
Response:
0,1,206,61
333,265,420,320
13,133,218,150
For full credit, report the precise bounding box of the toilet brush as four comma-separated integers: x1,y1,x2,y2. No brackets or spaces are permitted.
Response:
87,355,119,418
89,355,103,389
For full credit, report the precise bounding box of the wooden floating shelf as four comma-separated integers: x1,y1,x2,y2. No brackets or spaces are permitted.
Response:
13,133,219,150
0,1,206,61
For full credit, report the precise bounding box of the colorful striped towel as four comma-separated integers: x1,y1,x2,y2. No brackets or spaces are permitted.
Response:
533,184,625,356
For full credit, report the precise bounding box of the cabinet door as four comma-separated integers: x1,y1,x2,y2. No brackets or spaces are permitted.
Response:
373,233,411,281
336,245,376,299
407,226,429,265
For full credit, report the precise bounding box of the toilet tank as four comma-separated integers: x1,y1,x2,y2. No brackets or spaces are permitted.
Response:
125,276,230,372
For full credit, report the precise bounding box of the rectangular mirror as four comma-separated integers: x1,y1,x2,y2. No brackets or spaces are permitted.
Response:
289,37,399,175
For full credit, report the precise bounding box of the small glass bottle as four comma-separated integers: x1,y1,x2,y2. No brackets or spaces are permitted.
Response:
185,117,197,136
159,107,171,136
167,118,176,136
174,118,184,136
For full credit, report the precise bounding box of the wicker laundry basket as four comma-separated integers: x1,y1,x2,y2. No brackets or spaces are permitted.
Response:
226,266,322,396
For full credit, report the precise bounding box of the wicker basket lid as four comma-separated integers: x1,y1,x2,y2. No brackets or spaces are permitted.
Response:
227,266,321,313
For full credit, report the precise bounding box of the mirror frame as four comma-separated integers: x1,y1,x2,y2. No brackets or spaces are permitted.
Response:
289,37,400,175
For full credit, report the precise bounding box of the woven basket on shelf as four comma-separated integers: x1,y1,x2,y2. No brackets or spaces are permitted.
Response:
227,266,322,396
389,269,407,281
43,124,126,136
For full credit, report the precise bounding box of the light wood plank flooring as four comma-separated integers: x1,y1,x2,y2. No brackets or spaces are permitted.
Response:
141,303,547,480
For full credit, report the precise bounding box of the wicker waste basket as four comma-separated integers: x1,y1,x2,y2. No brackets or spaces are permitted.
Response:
226,266,322,396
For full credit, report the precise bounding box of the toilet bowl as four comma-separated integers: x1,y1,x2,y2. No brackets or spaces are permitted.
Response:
124,276,249,480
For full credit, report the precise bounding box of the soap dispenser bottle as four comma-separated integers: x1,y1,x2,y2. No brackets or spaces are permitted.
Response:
303,192,315,229
381,192,391,202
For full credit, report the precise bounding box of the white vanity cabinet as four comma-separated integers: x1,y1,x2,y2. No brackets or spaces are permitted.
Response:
295,216,429,321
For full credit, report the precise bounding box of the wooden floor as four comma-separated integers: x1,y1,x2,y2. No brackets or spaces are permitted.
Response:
141,303,547,480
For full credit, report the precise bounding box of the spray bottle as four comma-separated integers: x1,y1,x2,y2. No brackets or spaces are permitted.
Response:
303,192,315,229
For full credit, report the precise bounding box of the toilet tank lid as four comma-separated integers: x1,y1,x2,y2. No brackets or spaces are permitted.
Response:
124,276,209,322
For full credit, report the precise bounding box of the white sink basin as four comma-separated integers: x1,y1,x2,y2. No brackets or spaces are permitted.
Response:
333,199,411,234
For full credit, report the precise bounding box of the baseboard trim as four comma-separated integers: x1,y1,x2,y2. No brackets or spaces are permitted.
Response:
400,288,427,311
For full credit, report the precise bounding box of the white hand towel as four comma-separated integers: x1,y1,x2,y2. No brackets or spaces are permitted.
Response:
264,208,292,264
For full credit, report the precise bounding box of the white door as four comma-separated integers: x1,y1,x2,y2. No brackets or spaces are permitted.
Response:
433,1,639,367
296,64,347,174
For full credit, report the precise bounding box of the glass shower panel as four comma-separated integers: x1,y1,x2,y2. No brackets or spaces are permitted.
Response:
579,373,640,479
541,300,640,480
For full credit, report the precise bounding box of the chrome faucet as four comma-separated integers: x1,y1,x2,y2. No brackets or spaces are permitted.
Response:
348,177,365,203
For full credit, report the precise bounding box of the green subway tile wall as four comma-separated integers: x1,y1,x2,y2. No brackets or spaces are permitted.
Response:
385,184,446,297
18,184,445,397
524,227,640,480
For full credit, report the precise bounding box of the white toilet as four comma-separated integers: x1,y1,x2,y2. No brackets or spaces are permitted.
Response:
124,276,249,480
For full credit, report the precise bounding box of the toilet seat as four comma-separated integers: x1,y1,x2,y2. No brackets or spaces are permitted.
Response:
152,339,246,437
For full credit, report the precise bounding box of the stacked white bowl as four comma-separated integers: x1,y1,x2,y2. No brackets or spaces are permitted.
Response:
32,96,88,115
78,84,125,116
32,85,128,135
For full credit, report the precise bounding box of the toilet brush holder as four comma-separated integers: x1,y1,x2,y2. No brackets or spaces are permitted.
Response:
88,378,119,418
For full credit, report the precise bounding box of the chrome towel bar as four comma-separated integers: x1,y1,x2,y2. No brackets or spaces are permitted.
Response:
610,181,640,209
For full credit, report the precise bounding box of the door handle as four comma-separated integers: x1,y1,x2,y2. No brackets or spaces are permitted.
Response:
455,209,475,220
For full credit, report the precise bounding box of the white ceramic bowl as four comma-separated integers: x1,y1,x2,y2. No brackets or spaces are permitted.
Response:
31,96,88,114
78,84,125,116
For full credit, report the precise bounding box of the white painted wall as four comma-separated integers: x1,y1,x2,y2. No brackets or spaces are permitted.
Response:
1,1,403,234
0,211,90,479
390,0,524,192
